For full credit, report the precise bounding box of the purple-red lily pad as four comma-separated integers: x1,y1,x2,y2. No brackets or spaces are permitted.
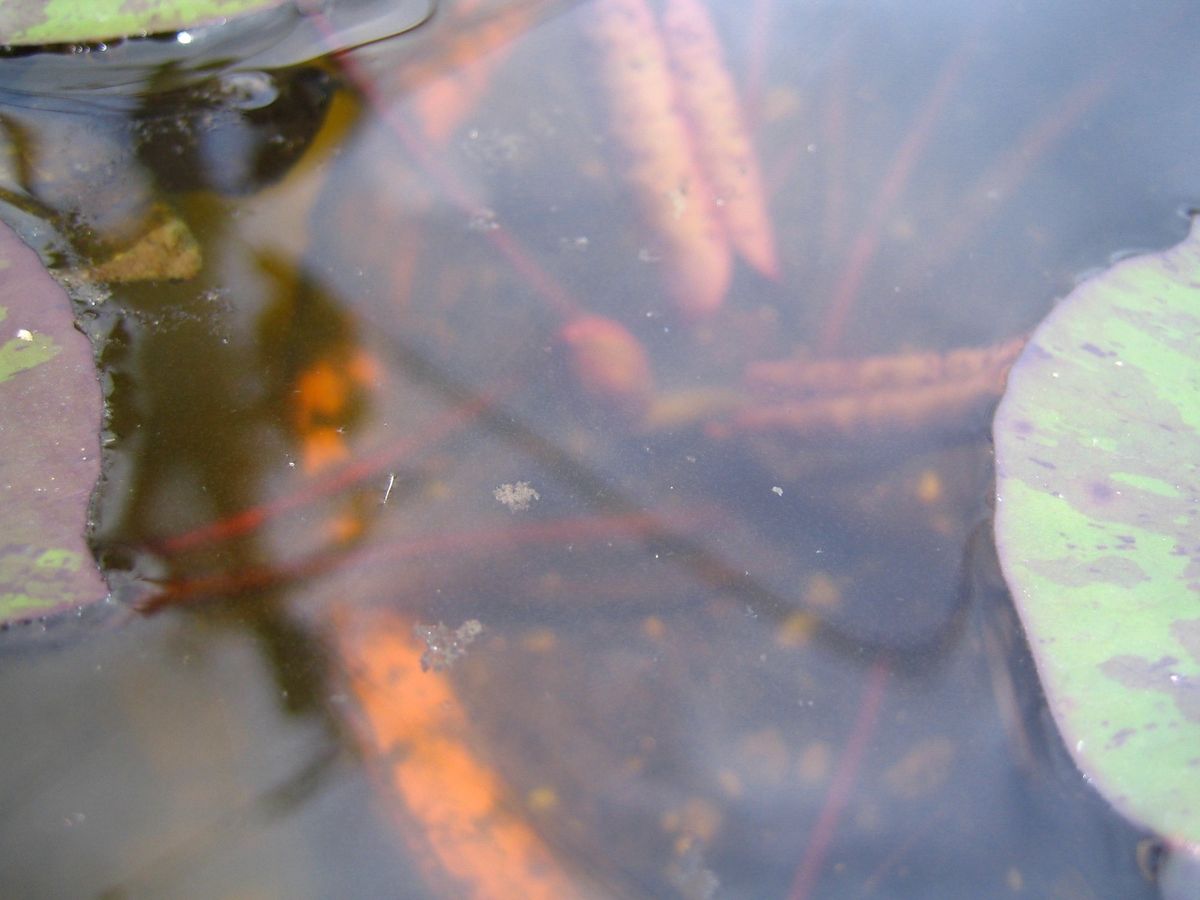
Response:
0,220,106,626
994,217,1200,847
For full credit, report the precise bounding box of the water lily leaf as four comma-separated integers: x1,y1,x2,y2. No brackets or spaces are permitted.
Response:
0,220,106,625
0,0,287,46
994,217,1200,845
0,0,434,96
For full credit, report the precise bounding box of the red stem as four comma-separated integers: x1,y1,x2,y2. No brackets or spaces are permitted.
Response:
817,35,976,353
317,14,580,320
901,6,1184,292
141,509,710,611
742,0,776,128
820,45,849,257
787,656,890,900
156,392,490,554
904,70,1115,288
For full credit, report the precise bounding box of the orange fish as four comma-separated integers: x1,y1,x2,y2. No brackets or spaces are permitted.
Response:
292,349,381,474
330,607,583,899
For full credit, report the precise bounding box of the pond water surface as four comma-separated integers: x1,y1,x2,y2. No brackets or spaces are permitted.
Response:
1,0,1198,897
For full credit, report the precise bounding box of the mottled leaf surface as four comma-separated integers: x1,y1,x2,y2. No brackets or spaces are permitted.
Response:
0,221,106,625
994,218,1200,844
0,0,285,45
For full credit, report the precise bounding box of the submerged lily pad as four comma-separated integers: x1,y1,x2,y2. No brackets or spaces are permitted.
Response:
994,218,1200,844
0,220,106,625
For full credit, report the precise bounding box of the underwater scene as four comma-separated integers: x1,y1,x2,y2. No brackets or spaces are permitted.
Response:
1,0,1198,896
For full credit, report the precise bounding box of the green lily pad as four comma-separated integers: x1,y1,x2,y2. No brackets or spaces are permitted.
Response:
0,220,106,625
0,0,286,46
994,217,1200,845
0,0,434,95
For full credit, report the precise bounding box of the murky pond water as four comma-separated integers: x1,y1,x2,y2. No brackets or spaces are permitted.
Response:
2,0,1198,896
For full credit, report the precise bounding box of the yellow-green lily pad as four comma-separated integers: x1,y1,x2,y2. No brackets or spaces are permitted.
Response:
0,0,435,95
994,216,1200,846
0,0,287,46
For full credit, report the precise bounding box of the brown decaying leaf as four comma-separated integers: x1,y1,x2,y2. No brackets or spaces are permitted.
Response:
80,204,201,283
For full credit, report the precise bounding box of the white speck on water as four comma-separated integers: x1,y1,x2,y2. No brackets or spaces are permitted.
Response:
468,209,500,232
494,481,539,512
415,619,484,672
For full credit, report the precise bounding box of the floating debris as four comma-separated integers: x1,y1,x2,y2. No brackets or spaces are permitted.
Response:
79,204,202,283
882,736,956,800
666,835,719,900
414,619,484,672
467,207,500,232
494,481,539,512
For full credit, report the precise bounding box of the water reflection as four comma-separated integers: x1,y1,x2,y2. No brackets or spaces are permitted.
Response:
2,0,1199,896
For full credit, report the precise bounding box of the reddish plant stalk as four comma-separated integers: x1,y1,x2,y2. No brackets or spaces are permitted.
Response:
788,656,890,900
315,11,581,321
742,0,776,128
820,45,849,256
817,35,977,353
905,71,1115,287
142,509,711,611
902,6,1184,291
156,393,490,554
